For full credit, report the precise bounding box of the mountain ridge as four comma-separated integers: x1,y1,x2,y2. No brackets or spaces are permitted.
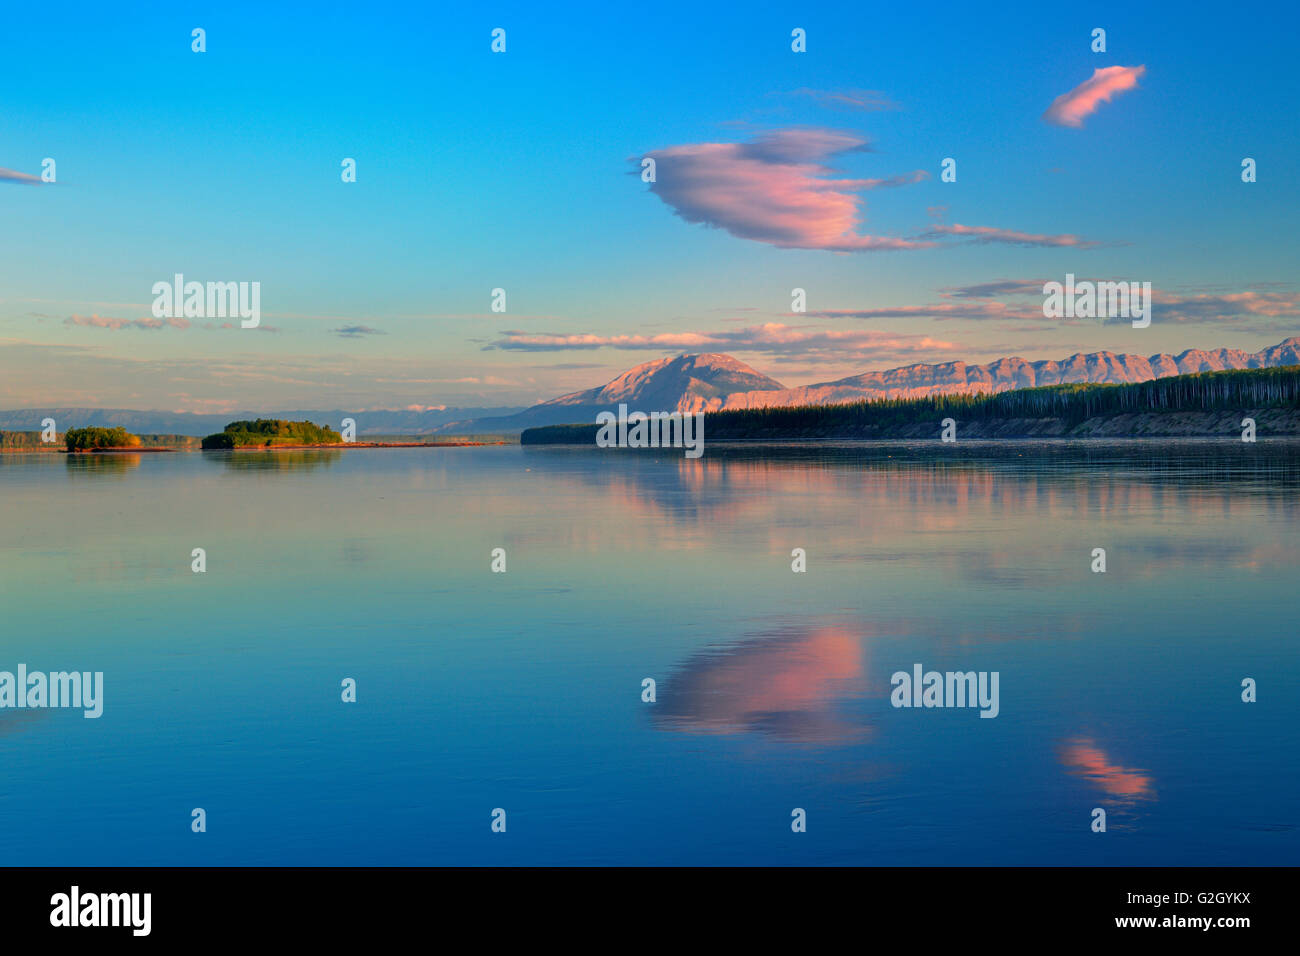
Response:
443,336,1300,432
8,338,1298,436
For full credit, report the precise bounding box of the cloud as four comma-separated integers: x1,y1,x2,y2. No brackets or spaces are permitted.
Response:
939,279,1049,298
782,88,899,112
63,314,280,332
809,301,1043,322
65,314,190,331
488,323,958,362
918,223,1100,247
819,281,1300,328
0,167,43,185
1043,65,1146,128
1153,290,1300,324
639,128,934,251
936,281,1300,324
332,325,386,338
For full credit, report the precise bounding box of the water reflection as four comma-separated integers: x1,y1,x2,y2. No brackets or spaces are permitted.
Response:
653,624,868,743
527,441,1300,528
63,453,142,476
206,448,343,471
1058,736,1156,801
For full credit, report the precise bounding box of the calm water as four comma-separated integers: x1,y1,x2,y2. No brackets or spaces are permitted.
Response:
0,441,1297,865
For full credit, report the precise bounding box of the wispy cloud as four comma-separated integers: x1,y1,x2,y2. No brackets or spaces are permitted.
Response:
874,281,1300,325
939,279,1047,298
638,128,933,252
781,88,899,112
488,323,957,361
918,224,1100,248
809,301,1043,322
332,325,386,338
65,314,190,331
0,167,43,185
1154,290,1300,324
63,314,279,333
1043,66,1146,128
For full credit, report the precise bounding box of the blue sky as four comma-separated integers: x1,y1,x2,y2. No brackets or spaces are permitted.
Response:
2,0,1297,412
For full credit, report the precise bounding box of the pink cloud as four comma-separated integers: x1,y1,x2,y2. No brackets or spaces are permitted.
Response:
640,128,933,252
1043,65,1146,128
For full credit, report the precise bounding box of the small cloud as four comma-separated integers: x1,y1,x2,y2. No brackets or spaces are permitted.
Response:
1043,66,1146,128
332,325,386,338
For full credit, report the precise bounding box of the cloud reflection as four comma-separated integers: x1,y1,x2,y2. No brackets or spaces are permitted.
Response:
654,625,868,743
1059,736,1156,800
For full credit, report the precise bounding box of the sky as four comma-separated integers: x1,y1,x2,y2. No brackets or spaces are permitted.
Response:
2,0,1298,413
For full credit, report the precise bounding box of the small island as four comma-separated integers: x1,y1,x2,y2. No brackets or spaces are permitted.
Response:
201,419,342,449
201,418,506,450
64,426,174,453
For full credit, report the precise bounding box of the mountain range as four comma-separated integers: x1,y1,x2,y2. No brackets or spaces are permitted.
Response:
445,336,1300,433
6,338,1298,436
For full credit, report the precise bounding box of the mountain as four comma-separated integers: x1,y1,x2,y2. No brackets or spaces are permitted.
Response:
717,338,1300,408
10,338,1298,438
446,337,1300,433
434,353,785,433
706,336,1300,411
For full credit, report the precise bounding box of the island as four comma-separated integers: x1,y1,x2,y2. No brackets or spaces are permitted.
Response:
201,419,343,449
201,418,506,450
63,426,178,453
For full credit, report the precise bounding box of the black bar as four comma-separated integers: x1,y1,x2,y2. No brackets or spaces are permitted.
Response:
3,866,1284,941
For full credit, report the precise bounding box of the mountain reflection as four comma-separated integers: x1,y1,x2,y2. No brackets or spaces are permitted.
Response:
653,625,868,743
528,440,1300,530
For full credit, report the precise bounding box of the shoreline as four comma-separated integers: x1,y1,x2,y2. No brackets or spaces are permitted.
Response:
2,440,509,454
207,440,508,450
63,447,175,454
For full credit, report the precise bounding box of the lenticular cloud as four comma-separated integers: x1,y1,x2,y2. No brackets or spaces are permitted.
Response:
1042,65,1146,128
639,128,931,252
